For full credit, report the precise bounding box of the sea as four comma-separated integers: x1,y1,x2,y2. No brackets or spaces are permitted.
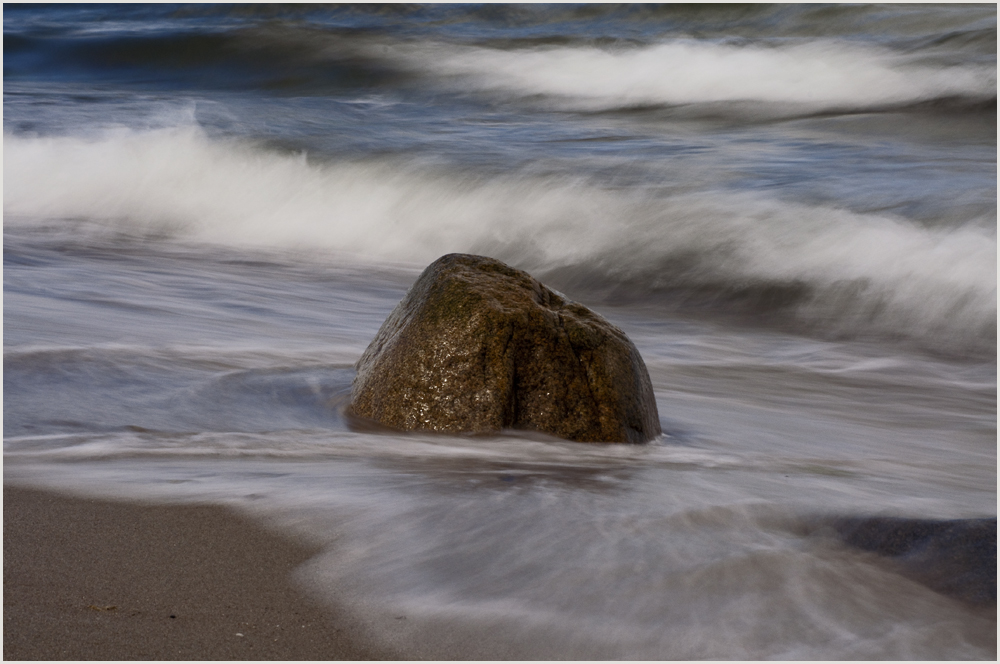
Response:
3,3,996,659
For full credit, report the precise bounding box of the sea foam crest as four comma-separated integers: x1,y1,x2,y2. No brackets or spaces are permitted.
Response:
390,39,996,110
4,127,996,351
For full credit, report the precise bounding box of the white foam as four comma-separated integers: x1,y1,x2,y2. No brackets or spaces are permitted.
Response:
6,453,995,660
4,128,996,349
387,39,996,110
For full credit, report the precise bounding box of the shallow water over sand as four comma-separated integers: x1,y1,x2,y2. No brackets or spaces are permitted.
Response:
5,229,995,659
4,4,995,658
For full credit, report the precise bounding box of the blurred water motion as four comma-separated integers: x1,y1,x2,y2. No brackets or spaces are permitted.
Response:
4,4,996,659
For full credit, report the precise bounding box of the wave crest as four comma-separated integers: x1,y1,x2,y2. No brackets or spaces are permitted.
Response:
4,128,995,355
387,39,996,113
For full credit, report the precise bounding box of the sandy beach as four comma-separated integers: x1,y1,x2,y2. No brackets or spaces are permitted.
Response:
4,4,995,659
3,485,390,660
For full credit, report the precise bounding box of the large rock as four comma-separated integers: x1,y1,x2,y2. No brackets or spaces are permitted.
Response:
349,254,661,443
829,516,996,606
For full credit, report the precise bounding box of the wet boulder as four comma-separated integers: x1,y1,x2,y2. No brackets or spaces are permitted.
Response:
349,253,661,443
829,516,996,605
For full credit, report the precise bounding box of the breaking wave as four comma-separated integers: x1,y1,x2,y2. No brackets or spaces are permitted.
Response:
4,127,995,355
5,3,995,116
389,39,996,113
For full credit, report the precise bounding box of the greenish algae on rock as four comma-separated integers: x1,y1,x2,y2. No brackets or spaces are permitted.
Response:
349,254,661,443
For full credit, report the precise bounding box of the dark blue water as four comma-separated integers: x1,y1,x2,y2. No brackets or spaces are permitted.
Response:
4,4,996,658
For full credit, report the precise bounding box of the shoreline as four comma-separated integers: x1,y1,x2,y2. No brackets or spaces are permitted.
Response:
3,484,391,660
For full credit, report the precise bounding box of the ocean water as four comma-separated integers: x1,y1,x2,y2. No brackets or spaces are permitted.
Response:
3,4,996,659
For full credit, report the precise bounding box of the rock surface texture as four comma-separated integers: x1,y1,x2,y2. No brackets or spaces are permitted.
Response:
829,516,997,606
349,254,661,443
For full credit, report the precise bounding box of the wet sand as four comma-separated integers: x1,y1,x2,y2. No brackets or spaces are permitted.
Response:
3,485,391,660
